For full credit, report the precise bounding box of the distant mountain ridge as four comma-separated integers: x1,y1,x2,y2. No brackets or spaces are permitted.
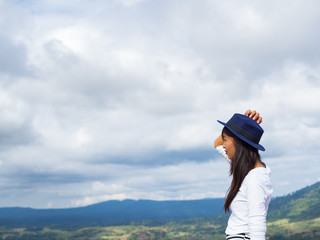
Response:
0,181,319,227
0,198,225,227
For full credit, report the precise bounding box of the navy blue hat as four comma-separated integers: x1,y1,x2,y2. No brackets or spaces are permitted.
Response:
217,113,265,151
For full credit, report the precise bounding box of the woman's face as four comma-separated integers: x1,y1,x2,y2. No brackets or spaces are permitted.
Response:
222,133,236,160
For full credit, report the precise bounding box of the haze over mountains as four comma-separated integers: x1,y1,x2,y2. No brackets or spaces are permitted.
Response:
0,198,225,227
0,182,319,228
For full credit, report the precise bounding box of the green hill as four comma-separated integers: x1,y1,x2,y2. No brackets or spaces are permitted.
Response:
267,181,320,240
268,181,320,222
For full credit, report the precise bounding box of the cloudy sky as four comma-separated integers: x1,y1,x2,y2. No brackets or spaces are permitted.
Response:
0,0,320,209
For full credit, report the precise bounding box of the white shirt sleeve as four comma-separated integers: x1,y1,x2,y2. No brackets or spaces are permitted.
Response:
215,145,229,160
246,176,269,240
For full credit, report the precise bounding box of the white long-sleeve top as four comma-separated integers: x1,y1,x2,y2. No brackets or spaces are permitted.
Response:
216,146,273,240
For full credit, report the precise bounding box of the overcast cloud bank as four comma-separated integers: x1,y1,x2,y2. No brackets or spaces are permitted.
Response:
0,0,320,208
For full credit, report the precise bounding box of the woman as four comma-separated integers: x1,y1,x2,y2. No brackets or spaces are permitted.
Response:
214,110,273,240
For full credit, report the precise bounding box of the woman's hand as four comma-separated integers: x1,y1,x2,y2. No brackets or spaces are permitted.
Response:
244,109,262,124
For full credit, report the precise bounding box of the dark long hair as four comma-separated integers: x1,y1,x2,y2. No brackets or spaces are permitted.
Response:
222,127,261,213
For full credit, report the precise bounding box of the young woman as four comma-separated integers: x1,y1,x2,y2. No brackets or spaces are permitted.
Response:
214,110,273,240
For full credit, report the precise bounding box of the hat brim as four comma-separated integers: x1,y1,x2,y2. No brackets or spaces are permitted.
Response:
217,120,265,151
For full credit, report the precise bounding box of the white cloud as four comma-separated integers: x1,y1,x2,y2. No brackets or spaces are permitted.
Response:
116,0,149,7
0,0,320,208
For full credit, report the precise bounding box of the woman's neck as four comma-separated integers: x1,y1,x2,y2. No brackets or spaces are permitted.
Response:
254,160,265,168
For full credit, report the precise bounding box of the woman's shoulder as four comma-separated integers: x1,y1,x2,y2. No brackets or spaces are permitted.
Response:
244,166,272,187
251,165,271,174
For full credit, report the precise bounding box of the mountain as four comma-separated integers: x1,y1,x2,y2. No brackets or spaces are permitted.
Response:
266,182,320,240
0,198,225,227
267,181,320,222
0,181,319,228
